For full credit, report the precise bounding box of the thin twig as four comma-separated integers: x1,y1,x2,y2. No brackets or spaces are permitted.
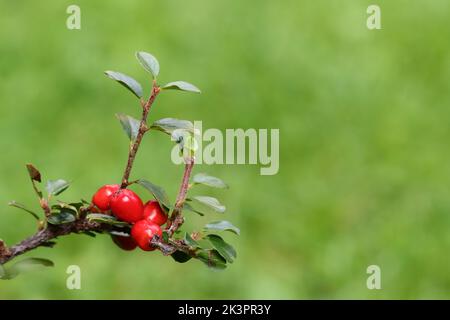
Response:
166,157,195,237
39,198,51,218
151,236,196,257
26,172,50,218
0,216,104,265
120,82,160,188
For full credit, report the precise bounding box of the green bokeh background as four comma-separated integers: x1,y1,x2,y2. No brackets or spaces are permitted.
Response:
1,0,449,299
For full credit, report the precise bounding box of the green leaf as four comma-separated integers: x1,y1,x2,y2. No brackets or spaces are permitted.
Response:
171,251,192,263
41,241,56,248
189,196,226,213
206,234,236,263
136,179,171,211
52,202,80,219
47,209,76,225
109,230,130,237
150,119,197,154
0,264,5,279
67,201,86,211
192,173,228,189
162,231,169,243
150,118,195,136
197,249,227,270
184,232,199,248
136,51,159,79
116,113,141,141
2,258,54,280
204,220,240,236
183,202,205,216
162,81,201,93
82,231,97,238
26,163,41,182
52,201,79,213
104,71,143,98
8,201,40,220
86,213,130,227
45,179,70,196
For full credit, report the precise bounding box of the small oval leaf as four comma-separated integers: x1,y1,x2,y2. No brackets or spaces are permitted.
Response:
162,231,169,243
136,179,171,212
196,249,227,270
47,209,76,225
206,234,236,263
136,51,160,78
189,196,225,213
204,220,240,236
116,113,141,141
193,173,228,189
46,179,70,196
184,232,199,248
52,201,79,215
150,118,195,135
162,81,201,93
183,202,205,216
8,201,40,220
82,231,97,238
109,230,131,237
171,250,192,263
105,71,143,98
3,258,54,280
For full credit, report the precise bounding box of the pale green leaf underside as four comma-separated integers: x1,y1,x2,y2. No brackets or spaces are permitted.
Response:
162,81,201,93
204,220,240,236
105,70,143,98
136,51,160,78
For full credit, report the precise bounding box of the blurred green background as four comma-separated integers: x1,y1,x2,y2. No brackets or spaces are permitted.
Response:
1,0,449,299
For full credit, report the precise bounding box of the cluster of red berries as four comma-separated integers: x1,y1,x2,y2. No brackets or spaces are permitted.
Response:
92,184,168,251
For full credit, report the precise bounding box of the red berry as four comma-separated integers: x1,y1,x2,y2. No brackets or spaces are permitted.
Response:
131,220,162,251
110,189,144,223
92,184,120,211
143,200,168,226
111,234,137,251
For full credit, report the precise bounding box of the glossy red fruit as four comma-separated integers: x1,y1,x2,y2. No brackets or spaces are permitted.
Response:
111,234,137,251
92,184,120,211
110,189,144,223
143,200,168,226
131,220,162,251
